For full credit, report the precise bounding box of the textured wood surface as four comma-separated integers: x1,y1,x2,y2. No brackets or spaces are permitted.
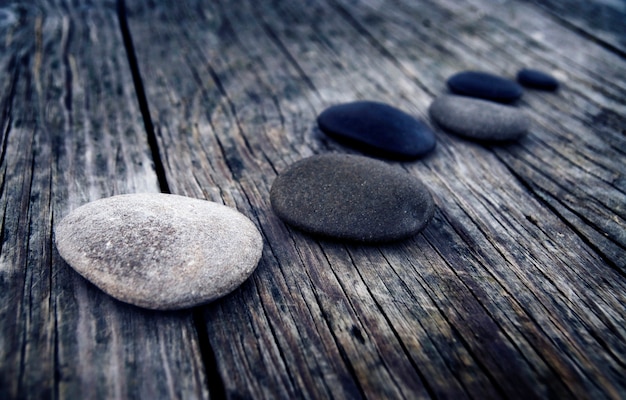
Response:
0,1,207,399
1,0,625,399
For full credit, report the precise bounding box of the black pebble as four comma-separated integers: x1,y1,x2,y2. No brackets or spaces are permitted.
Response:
317,101,436,160
270,154,435,243
517,68,559,90
447,71,523,103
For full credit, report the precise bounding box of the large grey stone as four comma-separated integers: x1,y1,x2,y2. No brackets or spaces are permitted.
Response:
55,193,263,310
429,95,530,141
270,154,435,243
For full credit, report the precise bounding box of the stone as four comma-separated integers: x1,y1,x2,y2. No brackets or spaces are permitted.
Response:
447,71,523,103
55,193,263,310
316,101,436,159
429,95,530,141
270,154,435,243
517,68,559,90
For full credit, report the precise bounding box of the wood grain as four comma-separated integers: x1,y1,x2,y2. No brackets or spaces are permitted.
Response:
525,0,626,55
1,0,624,398
0,1,207,399
125,0,625,398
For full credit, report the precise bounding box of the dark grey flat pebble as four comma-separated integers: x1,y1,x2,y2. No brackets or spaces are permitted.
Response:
317,101,436,159
429,95,529,141
270,154,435,243
517,68,559,90
447,71,523,103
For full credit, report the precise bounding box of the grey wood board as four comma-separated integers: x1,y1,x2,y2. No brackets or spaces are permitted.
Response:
0,2,208,399
525,0,626,55
0,0,624,398
125,0,626,398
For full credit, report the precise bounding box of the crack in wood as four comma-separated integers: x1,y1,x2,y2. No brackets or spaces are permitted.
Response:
116,0,170,194
2,0,623,397
193,309,226,400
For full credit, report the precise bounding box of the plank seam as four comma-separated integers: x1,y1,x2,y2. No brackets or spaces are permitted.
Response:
116,0,170,194
193,309,227,400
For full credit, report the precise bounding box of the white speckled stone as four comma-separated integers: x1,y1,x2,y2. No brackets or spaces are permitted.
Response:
55,193,263,310
429,95,530,141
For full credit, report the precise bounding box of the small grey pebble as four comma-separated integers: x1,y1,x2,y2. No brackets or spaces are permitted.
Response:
55,193,263,310
429,95,529,141
270,154,435,243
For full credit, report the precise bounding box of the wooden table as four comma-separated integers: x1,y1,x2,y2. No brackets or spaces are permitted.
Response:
1,0,625,398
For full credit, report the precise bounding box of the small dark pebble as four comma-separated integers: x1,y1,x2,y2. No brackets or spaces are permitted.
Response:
317,101,436,160
517,68,559,90
429,95,529,142
270,154,435,243
447,71,523,103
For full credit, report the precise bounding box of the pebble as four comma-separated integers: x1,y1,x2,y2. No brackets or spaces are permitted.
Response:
270,154,435,243
517,68,559,90
447,71,523,103
55,193,263,310
429,95,529,141
317,101,436,159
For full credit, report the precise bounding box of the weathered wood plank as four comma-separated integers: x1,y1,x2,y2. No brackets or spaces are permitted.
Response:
524,0,626,55
322,0,626,270
0,1,207,398
126,0,625,398
1,0,623,398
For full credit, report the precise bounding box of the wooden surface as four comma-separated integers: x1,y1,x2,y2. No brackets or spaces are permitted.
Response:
1,0,624,398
